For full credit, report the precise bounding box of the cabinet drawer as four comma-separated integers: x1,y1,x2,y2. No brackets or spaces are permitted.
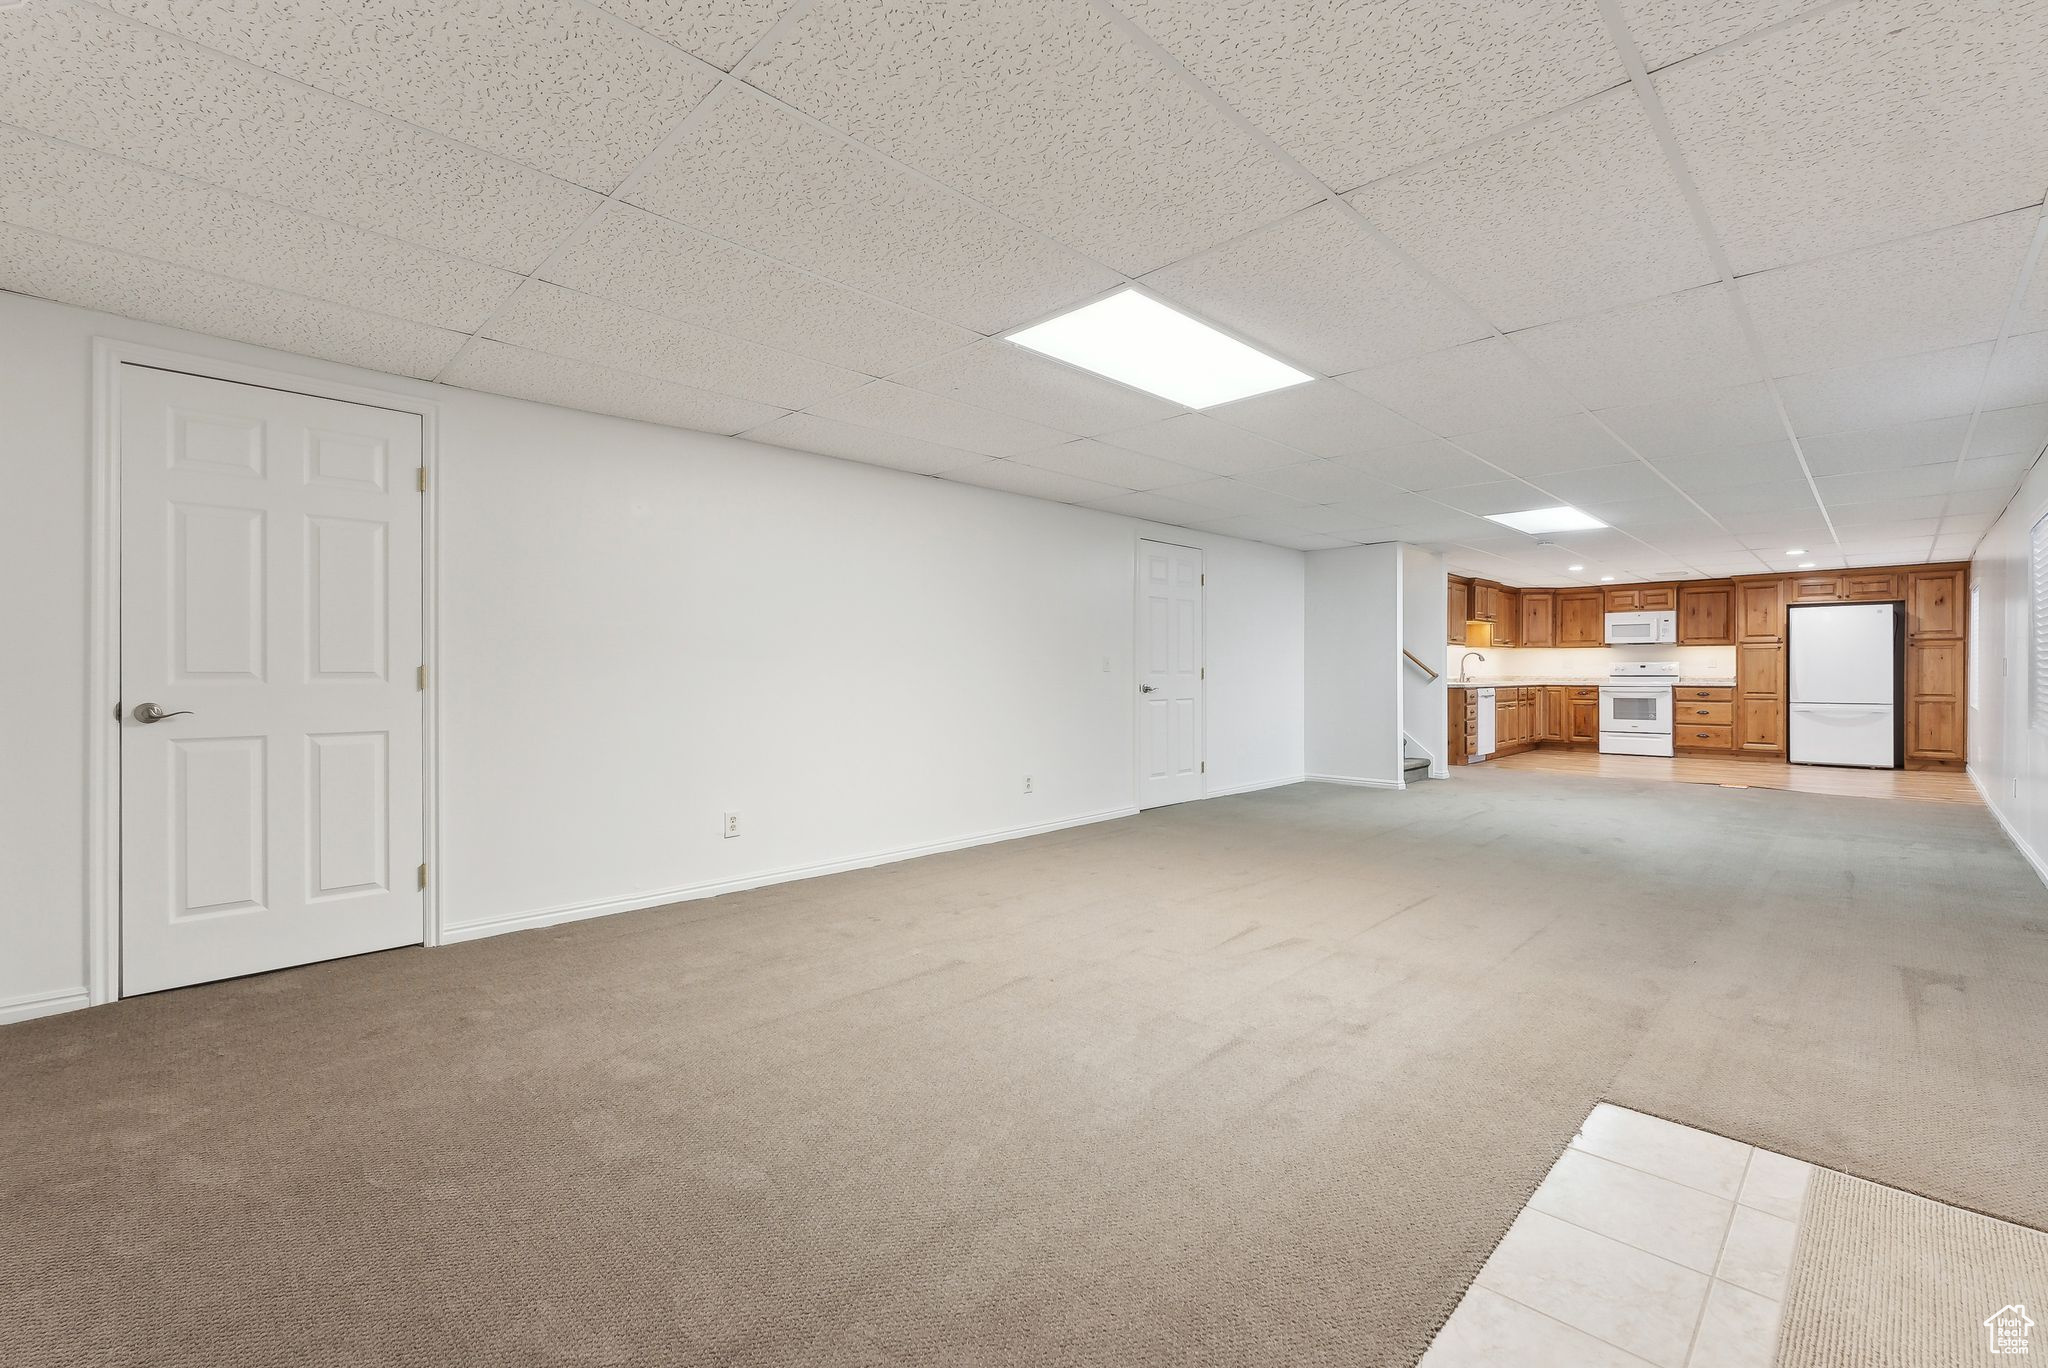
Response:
1676,723,1735,750
1570,687,1598,700
1674,701,1734,724
1677,686,1732,702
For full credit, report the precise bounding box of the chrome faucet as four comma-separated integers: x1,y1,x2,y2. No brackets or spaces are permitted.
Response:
1459,651,1486,681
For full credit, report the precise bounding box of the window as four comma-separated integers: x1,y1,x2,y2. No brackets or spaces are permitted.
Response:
2032,513,2048,729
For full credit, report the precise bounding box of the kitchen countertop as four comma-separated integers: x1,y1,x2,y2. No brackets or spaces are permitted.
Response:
1448,677,1736,688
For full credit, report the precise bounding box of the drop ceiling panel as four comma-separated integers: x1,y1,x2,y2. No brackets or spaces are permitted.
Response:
1338,337,1579,436
1688,478,1823,518
1239,460,1411,506
1512,284,1760,411
581,0,790,71
1457,412,1637,480
1311,489,1443,528
1096,414,1309,476
1618,0,1832,71
743,0,1317,274
946,459,1124,505
1087,489,1234,525
0,126,522,332
1540,462,1680,506
1739,210,2039,378
1982,330,2048,411
626,92,1120,333
1010,439,1209,491
1336,440,1504,492
1428,481,1554,516
1956,450,2034,491
1816,465,1959,504
1158,478,1312,519
1650,438,1807,492
889,342,1182,437
99,0,717,186
442,339,785,433
1829,494,1949,525
1205,382,1434,461
1775,343,1993,434
1969,404,2048,460
1593,382,1788,460
481,281,869,411
1140,202,1489,374
1113,0,1617,192
0,3,599,272
1656,0,2048,273
1796,417,1971,475
0,222,466,378
1353,87,1716,331
739,412,989,476
545,205,976,376
806,381,1071,458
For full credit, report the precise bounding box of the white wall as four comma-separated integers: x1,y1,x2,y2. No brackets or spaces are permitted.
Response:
1969,450,2048,884
1305,542,1404,786
0,291,1308,1019
1449,643,1737,681
1400,545,1447,775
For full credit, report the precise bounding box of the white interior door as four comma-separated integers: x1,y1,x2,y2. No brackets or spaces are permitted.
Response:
1136,539,1203,809
120,365,424,995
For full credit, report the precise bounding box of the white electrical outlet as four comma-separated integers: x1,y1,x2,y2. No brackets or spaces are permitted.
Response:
722,811,740,838
1023,775,1034,794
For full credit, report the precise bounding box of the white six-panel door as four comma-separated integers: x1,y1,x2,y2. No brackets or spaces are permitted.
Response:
1136,539,1204,809
119,365,424,994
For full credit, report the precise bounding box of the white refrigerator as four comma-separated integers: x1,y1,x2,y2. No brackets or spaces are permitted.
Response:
1788,602,1902,768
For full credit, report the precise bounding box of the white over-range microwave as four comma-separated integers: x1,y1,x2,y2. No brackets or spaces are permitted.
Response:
1604,610,1677,645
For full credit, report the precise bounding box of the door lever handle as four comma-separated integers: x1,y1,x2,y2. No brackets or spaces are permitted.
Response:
1139,684,1158,693
131,702,194,723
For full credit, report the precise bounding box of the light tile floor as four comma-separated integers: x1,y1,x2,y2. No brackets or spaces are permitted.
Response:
1420,1104,1813,1368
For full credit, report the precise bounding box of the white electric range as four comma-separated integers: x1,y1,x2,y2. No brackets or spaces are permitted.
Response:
1599,661,1679,756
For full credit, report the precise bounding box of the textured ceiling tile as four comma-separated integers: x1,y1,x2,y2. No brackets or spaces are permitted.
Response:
545,205,975,375
738,412,989,476
1648,438,1807,492
942,459,1125,505
1776,342,1992,434
0,222,465,377
1239,460,1407,506
1828,494,1948,524
1319,489,1443,527
889,342,1182,437
443,339,784,434
1010,439,1208,491
1334,439,1503,491
0,126,522,331
628,92,1120,333
580,0,789,70
481,282,869,411
1816,465,1957,503
1740,210,2038,378
1955,449,2032,492
1205,380,1434,460
1593,382,1786,460
1157,478,1312,518
1140,202,1489,373
1968,404,2048,460
1511,284,1760,411
1086,489,1234,525
743,0,1316,274
1539,462,1678,506
1982,330,2048,411
1095,413,1310,476
1189,515,1352,550
1618,0,1830,70
0,4,597,271
1796,416,1971,475
806,381,1072,457
1337,336,1578,435
1456,412,1635,479
99,0,717,186
1353,87,1715,331
1427,480,1553,516
1656,0,2048,273
1116,0,1617,191
1689,478,1821,517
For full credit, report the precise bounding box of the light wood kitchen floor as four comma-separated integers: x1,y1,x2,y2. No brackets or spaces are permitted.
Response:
1486,749,1981,805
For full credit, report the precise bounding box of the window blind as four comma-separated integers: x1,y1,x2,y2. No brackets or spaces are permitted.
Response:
2032,514,2048,729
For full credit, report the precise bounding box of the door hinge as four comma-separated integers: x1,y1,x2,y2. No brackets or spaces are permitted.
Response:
1200,761,1207,773
417,862,428,891
1200,573,1206,586
1200,666,1206,680
417,664,428,691
416,466,428,493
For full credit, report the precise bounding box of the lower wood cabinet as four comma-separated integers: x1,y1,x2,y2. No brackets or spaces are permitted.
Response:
1906,637,1965,762
1738,698,1785,752
1737,643,1785,754
1569,691,1597,744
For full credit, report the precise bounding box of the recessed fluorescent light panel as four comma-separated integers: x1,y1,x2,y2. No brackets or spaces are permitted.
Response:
1005,289,1313,409
1484,505,1607,535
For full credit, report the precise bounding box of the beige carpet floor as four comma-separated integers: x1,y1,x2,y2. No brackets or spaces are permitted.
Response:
5,769,2046,1367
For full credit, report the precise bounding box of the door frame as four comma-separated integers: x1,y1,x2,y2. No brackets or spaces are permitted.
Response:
86,339,443,1006
1131,535,1207,807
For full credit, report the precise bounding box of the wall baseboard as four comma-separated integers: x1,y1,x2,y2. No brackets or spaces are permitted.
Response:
0,988,91,1026
441,803,1143,945
1304,773,1407,789
1205,773,1306,798
1969,766,2048,889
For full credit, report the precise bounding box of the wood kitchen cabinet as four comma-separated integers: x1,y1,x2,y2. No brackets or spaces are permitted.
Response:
1907,567,1966,640
1678,582,1734,645
1557,590,1605,647
1604,583,1676,613
1568,692,1598,744
1673,686,1735,752
1844,572,1900,601
1904,568,1968,764
1447,576,1471,645
1737,643,1786,753
1736,578,1786,641
1471,580,1504,625
1519,591,1556,647
1491,588,1520,646
1790,574,1845,602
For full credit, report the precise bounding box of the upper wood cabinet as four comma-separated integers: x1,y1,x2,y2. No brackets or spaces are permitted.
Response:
1677,582,1734,645
1604,583,1677,612
1493,588,1520,646
1844,572,1899,601
1470,580,1504,623
1789,574,1844,602
1519,590,1556,648
1447,577,1470,645
1736,578,1787,641
1557,589,1605,647
1906,567,1966,639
